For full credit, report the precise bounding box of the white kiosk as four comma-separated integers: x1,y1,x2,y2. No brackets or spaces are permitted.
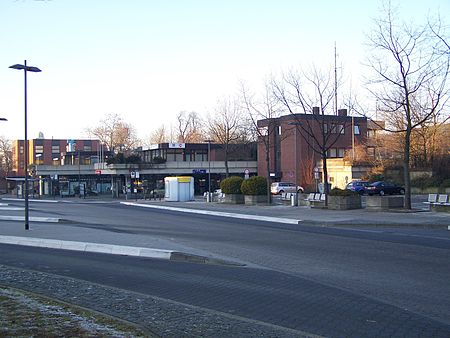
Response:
164,176,195,202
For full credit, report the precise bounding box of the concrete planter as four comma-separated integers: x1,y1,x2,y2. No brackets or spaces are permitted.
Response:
222,193,244,204
244,195,267,205
328,195,362,210
366,195,404,210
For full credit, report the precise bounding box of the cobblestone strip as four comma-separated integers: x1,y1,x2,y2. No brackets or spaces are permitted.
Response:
0,264,316,338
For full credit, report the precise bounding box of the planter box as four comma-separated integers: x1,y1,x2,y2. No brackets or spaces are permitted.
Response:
328,195,362,210
366,195,404,210
244,195,268,205
222,194,244,204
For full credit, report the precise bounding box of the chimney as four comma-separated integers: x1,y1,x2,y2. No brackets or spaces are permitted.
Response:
338,109,347,116
312,107,320,115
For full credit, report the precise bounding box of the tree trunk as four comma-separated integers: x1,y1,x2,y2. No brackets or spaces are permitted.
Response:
403,128,412,209
321,152,329,207
266,148,271,204
224,143,229,178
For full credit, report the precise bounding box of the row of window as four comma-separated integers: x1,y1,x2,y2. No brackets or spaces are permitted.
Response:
327,148,346,158
274,124,361,135
143,149,209,162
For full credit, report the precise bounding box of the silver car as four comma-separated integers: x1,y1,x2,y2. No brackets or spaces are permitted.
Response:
271,182,304,195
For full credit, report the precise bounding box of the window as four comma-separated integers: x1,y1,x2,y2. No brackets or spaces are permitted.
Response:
35,145,44,154
339,124,345,134
354,125,360,135
330,124,337,134
278,126,282,135
337,148,345,157
84,145,92,151
52,145,60,153
328,148,337,157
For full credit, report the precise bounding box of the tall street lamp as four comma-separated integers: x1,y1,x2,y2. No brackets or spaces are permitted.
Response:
203,139,215,202
10,60,42,230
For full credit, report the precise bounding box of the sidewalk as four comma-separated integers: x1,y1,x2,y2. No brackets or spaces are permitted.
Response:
121,197,450,228
2,194,450,228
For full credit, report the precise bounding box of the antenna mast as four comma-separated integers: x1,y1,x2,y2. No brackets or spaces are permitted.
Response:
334,42,338,115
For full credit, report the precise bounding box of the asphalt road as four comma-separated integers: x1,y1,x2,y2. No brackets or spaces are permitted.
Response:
1,244,449,337
1,199,450,336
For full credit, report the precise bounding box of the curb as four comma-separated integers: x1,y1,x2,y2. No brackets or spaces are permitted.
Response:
121,202,302,225
0,216,62,223
1,198,59,203
0,235,244,266
0,235,173,259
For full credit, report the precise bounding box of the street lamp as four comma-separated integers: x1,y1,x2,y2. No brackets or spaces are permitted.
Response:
203,139,215,202
0,118,7,121
10,60,42,230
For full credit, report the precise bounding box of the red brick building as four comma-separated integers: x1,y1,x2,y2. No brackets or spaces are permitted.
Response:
12,138,105,177
257,110,369,189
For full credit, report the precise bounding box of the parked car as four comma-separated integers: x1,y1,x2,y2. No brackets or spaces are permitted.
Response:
271,182,304,194
345,181,370,195
364,181,405,196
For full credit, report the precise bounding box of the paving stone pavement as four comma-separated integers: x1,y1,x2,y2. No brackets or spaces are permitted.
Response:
0,265,312,338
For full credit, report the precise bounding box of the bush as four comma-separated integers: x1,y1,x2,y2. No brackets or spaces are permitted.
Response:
240,176,267,195
411,175,442,189
329,187,358,196
220,176,244,194
365,173,384,183
440,178,450,188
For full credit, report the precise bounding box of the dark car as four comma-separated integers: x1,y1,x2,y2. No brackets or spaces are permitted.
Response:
345,181,370,195
364,181,405,196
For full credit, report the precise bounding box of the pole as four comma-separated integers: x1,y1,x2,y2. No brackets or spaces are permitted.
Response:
24,60,29,230
352,116,355,161
208,141,211,202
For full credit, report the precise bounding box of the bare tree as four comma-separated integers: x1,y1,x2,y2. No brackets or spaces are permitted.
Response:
0,136,12,193
146,124,169,146
272,66,346,205
0,136,12,174
241,81,283,204
86,113,140,152
175,111,204,143
365,3,450,208
207,97,250,177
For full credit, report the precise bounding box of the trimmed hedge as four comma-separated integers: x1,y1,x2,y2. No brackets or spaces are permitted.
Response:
220,176,244,194
240,176,267,195
329,187,358,196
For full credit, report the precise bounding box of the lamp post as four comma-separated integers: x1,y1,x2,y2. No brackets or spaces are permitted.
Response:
203,139,214,202
10,60,42,230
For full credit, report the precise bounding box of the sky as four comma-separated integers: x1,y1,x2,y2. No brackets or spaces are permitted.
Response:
1,0,449,142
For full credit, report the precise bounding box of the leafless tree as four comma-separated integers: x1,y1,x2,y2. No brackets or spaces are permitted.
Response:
0,136,12,192
272,66,346,205
0,136,12,174
176,111,204,143
206,97,250,177
365,3,450,208
241,81,283,204
146,124,169,146
86,113,140,153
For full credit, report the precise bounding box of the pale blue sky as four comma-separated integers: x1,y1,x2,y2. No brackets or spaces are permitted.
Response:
1,0,449,141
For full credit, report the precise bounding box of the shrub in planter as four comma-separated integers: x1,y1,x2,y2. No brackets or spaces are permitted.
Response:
328,187,361,210
241,176,267,195
241,176,268,205
329,187,358,196
220,176,244,204
220,176,244,194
